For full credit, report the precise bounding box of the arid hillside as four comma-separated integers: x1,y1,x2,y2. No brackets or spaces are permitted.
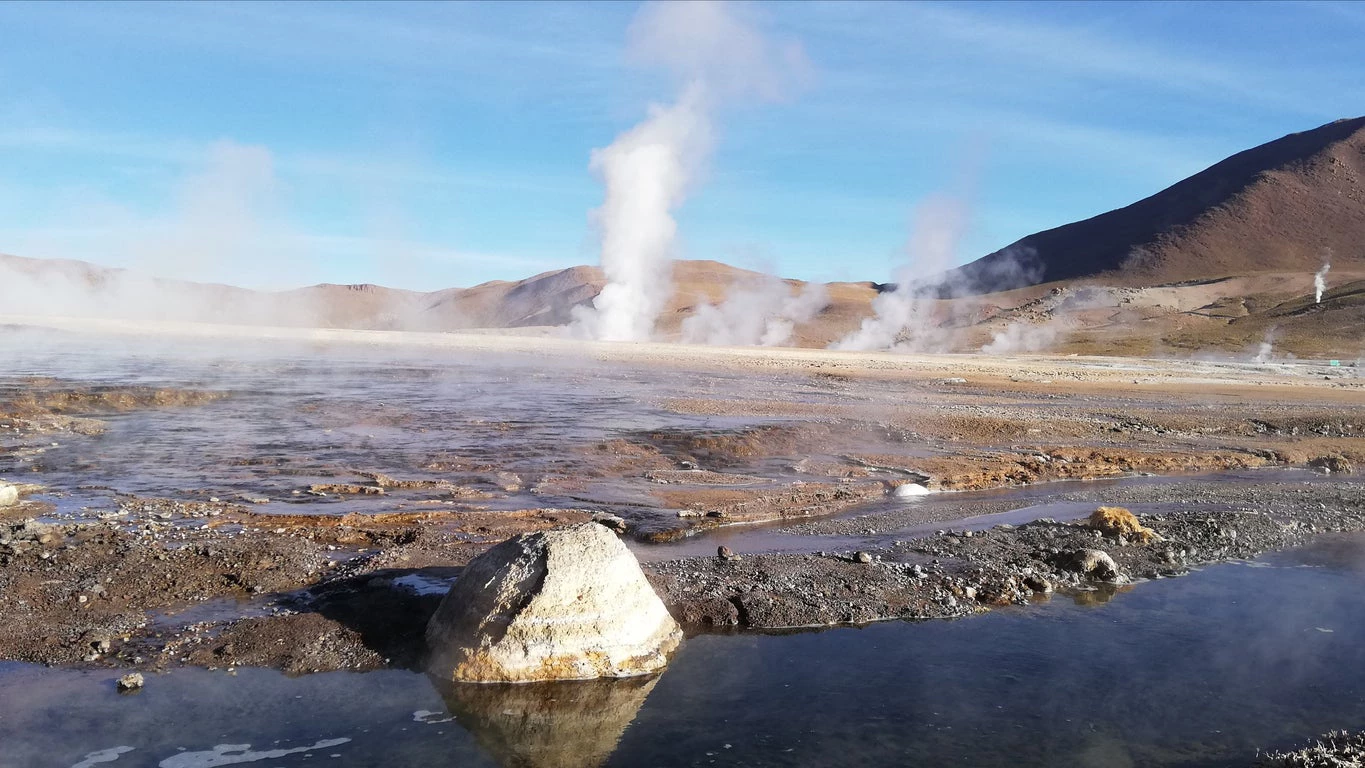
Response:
954,116,1365,290
0,252,879,345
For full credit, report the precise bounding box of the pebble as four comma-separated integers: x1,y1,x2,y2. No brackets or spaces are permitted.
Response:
116,673,144,692
854,551,873,564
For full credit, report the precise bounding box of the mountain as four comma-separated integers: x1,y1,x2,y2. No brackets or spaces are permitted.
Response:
953,116,1365,291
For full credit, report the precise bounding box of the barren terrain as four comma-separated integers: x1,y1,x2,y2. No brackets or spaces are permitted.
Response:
2,320,1363,678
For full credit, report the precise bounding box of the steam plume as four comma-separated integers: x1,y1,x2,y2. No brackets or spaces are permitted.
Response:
831,197,970,352
570,1,807,342
1315,261,1331,304
978,286,1116,355
571,87,712,342
681,277,829,347
831,190,1040,353
980,320,1063,356
1253,327,1278,364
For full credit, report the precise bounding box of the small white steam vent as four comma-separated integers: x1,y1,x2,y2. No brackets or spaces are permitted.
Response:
426,522,683,683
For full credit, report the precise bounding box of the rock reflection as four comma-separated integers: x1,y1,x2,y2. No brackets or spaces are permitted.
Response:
432,674,660,768
1070,584,1134,606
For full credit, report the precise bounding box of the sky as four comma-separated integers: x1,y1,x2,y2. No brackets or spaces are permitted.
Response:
1,0,1363,291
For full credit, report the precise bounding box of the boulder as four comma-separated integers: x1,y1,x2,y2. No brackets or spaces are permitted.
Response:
0,482,17,508
1054,548,1122,581
1309,455,1354,475
426,523,682,683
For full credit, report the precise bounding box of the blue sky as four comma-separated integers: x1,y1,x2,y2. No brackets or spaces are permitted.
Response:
1,1,1363,291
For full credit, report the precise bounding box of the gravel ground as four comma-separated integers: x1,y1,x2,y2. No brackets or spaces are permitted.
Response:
4,474,1361,675
648,478,1365,630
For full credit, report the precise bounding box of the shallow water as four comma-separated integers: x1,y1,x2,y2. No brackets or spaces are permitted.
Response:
5,534,1362,768
5,333,1345,542
2,335,875,524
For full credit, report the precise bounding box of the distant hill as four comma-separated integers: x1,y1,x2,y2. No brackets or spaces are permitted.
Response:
0,253,878,345
953,116,1365,291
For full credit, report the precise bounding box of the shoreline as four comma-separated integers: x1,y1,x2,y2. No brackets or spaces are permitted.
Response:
2,471,1362,674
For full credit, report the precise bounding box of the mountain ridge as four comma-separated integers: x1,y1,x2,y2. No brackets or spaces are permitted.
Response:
952,116,1365,291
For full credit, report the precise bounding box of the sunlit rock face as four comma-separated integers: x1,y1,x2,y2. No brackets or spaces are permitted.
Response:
426,522,683,682
435,676,660,768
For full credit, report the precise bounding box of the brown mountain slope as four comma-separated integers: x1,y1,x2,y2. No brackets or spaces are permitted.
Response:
954,116,1365,290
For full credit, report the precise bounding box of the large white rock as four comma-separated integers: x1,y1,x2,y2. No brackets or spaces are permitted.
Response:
0,482,18,508
426,522,683,683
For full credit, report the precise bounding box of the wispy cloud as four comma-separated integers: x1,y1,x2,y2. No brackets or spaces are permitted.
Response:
0,125,581,195
793,2,1340,117
3,1,630,119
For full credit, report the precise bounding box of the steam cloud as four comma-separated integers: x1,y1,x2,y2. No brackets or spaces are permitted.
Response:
0,141,460,331
980,320,1063,356
681,277,829,347
832,196,1040,352
979,286,1117,355
0,140,319,324
570,1,807,342
1253,327,1277,364
1315,261,1331,304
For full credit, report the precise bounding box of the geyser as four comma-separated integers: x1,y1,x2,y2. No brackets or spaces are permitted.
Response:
571,1,807,342
1315,261,1331,304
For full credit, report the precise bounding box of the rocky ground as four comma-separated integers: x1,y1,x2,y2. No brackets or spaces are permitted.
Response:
648,483,1365,630
3,475,1363,676
0,492,595,673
